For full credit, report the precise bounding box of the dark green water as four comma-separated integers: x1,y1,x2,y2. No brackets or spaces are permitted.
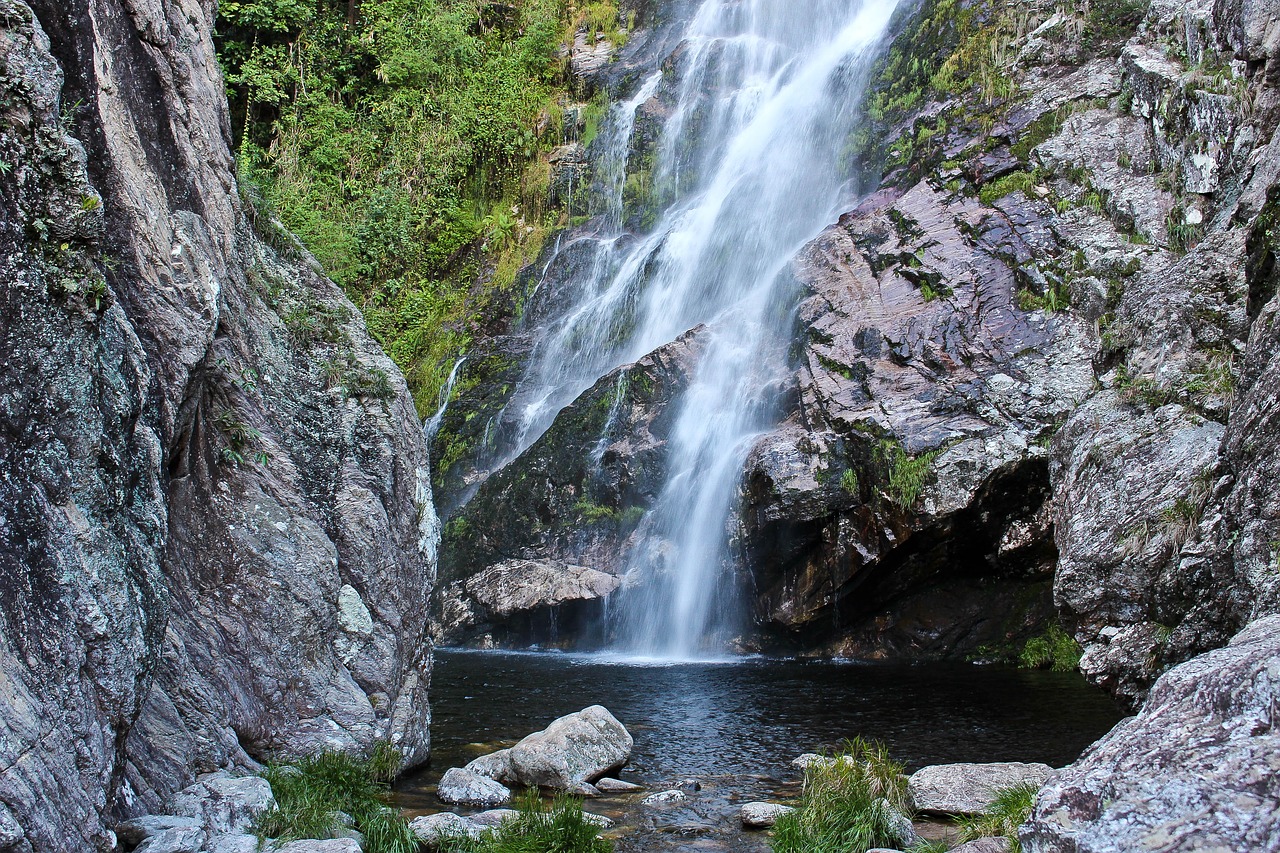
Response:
399,650,1124,850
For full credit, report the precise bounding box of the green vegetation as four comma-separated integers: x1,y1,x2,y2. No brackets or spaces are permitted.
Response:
1019,625,1081,671
977,169,1040,206
957,782,1039,853
841,468,859,496
215,409,269,466
877,440,940,509
439,789,613,853
217,0,623,412
254,743,415,853
770,738,912,853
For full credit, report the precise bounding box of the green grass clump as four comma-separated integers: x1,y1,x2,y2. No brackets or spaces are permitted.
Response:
440,789,613,853
957,782,1039,853
1019,625,1082,672
770,738,911,853
878,440,940,509
254,745,416,853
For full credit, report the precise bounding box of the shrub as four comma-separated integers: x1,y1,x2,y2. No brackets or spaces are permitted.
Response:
1019,625,1081,672
254,745,416,853
956,782,1039,853
770,738,911,853
439,789,613,853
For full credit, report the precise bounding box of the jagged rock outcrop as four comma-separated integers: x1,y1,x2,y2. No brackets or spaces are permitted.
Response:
1021,614,1280,852
0,0,434,850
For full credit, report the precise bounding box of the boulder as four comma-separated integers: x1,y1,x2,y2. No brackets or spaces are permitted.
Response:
595,777,645,793
641,790,686,806
464,749,515,782
133,827,207,853
909,763,1052,815
580,812,614,829
1021,615,1280,852
171,773,276,835
436,767,512,807
470,809,519,828
115,815,203,847
952,839,1012,853
507,706,633,789
0,804,23,848
204,836,260,853
740,802,796,828
409,812,486,845
270,842,362,853
879,799,920,848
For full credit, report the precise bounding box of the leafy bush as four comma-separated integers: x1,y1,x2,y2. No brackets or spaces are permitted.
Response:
254,745,416,853
957,782,1039,853
770,738,911,853
1019,625,1081,672
439,789,613,853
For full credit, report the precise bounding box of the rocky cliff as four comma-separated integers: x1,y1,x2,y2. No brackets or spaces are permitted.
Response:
0,1,435,850
434,0,1280,706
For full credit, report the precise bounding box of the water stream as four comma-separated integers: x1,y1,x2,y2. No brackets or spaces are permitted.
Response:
478,0,901,658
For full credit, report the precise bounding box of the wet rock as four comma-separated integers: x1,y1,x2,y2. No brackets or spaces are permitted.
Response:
595,777,645,793
171,773,274,835
739,802,795,828
909,763,1052,815
581,812,614,829
1021,615,1280,853
437,767,512,807
641,790,687,806
410,813,485,845
507,706,633,789
570,29,616,94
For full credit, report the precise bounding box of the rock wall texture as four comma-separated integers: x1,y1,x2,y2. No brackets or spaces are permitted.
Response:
0,1,435,850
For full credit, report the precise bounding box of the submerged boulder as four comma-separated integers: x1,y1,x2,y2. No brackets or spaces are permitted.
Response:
1021,615,1280,852
507,706,633,789
909,762,1052,815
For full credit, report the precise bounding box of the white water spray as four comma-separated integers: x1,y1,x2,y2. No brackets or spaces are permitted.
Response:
484,0,900,658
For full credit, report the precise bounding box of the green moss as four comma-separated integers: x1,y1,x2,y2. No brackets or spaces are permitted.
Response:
978,169,1040,205
1018,625,1081,671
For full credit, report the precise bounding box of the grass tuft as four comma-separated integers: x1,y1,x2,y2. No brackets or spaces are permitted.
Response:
1019,625,1081,672
957,782,1039,853
770,738,911,853
254,745,416,853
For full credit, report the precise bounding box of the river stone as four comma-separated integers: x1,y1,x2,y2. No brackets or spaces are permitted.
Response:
115,815,203,847
134,827,207,853
437,767,512,807
641,790,686,806
465,748,515,782
581,812,614,828
171,772,276,835
410,812,486,844
507,705,633,789
952,839,1012,853
740,802,796,828
1021,615,1280,852
595,777,645,793
470,809,519,827
879,799,920,848
909,763,1052,814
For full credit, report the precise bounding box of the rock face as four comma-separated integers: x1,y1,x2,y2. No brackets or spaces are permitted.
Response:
0,0,435,849
908,763,1054,815
438,559,621,644
1022,615,1280,852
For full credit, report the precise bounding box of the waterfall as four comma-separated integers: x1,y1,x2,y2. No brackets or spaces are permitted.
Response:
487,0,899,658
424,356,467,443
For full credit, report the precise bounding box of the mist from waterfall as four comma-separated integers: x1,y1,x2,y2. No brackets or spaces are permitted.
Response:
484,0,900,658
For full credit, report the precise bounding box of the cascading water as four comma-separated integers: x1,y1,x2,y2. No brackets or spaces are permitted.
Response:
482,0,899,658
